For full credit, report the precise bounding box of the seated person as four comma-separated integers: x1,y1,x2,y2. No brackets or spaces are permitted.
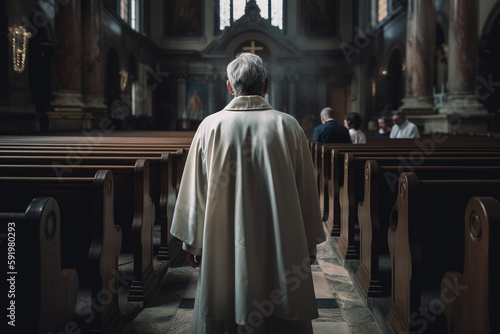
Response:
374,115,392,138
344,112,367,144
312,107,351,144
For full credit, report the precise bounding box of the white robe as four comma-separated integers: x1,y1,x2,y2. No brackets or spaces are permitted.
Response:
170,96,326,333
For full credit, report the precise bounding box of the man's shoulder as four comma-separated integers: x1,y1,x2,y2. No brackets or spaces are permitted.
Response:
325,120,348,132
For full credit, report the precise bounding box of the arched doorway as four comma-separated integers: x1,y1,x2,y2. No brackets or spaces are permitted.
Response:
386,50,404,111
28,23,54,116
104,48,123,127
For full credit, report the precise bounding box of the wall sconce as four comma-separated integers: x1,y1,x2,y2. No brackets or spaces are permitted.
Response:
119,70,128,91
8,25,31,73
381,70,388,76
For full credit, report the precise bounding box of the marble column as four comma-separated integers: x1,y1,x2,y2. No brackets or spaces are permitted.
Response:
49,0,89,130
82,0,107,121
399,0,436,114
440,0,487,116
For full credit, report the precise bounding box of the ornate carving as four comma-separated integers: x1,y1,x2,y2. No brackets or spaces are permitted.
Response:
469,211,482,242
399,181,406,199
45,212,57,241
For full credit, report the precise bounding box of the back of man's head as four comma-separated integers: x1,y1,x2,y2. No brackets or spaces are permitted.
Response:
320,107,335,120
227,53,267,96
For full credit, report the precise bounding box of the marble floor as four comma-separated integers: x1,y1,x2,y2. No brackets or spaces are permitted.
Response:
120,220,393,334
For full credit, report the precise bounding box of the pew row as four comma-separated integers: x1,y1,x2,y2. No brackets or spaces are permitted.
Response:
386,173,500,334
0,197,79,334
0,152,184,263
355,162,500,300
0,161,157,303
441,196,500,334
319,143,500,236
0,171,122,332
337,154,500,262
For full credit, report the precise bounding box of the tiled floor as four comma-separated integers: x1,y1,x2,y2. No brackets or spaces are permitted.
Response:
122,220,392,334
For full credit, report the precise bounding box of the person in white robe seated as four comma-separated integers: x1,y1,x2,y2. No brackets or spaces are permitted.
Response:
170,52,326,334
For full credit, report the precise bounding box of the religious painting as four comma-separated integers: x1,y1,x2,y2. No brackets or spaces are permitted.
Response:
300,0,337,37
165,0,203,37
186,83,207,120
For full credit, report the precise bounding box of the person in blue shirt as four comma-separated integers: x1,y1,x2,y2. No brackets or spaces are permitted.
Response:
312,107,352,144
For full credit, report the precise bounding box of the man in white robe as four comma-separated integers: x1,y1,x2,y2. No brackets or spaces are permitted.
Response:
171,52,326,334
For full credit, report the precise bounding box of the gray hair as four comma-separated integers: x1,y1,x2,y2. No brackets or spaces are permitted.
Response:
320,107,335,119
227,53,267,96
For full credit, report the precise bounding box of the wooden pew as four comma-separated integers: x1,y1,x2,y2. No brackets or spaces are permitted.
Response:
0,153,174,260
386,173,500,334
337,153,500,262
0,160,157,303
441,196,500,334
0,197,79,334
323,143,500,236
355,162,500,300
0,171,123,333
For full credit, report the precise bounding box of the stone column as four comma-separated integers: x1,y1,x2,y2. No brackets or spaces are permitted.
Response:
49,0,89,130
82,0,107,124
440,0,487,116
399,0,436,114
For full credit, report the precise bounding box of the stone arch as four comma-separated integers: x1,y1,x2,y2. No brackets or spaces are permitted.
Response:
104,48,123,122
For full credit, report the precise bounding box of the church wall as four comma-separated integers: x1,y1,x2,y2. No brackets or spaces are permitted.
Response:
149,0,358,131
0,0,49,134
2,0,499,134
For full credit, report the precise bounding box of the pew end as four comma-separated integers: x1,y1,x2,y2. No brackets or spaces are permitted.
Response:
0,197,79,334
441,196,500,334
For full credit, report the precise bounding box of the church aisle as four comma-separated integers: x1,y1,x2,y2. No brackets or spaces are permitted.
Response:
123,225,388,334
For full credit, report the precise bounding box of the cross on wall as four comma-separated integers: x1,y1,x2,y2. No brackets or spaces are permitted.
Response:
242,40,264,54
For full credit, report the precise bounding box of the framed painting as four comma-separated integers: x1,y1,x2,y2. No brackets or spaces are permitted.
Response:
165,0,203,38
300,0,337,37
186,82,208,120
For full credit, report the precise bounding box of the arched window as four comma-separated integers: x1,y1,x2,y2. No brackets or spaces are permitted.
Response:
378,0,387,22
219,0,283,30
120,0,142,33
371,0,388,26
